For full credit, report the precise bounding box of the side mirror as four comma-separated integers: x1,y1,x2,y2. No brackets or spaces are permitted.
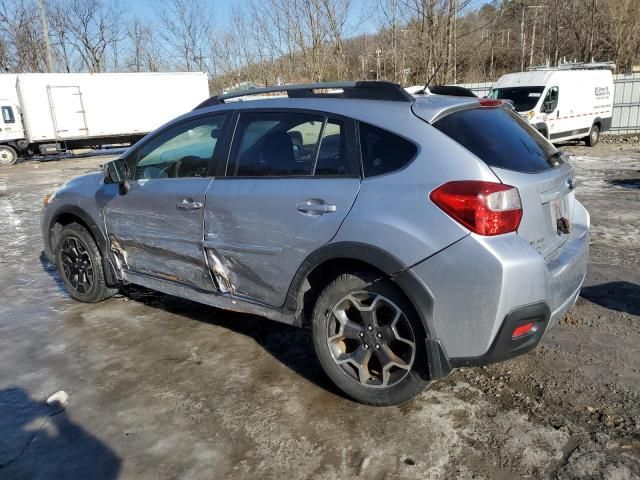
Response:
103,159,130,194
103,159,128,184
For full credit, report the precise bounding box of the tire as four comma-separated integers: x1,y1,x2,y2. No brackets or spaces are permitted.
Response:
586,124,600,147
55,223,118,303
311,271,430,405
0,145,18,165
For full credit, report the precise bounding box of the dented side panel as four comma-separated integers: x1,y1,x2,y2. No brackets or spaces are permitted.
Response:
102,178,215,291
203,177,361,307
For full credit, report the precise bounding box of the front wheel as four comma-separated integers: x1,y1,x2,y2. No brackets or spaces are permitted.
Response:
585,124,600,147
55,223,118,302
0,145,18,165
311,272,430,405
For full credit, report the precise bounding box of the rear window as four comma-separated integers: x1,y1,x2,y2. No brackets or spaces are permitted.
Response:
433,107,564,173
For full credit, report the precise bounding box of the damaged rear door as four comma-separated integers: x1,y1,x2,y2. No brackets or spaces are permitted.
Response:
204,110,361,306
103,113,228,289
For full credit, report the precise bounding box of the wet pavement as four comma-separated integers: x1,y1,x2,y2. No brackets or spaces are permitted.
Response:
0,143,639,479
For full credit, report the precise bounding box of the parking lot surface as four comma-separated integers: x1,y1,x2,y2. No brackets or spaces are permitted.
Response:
1,142,639,479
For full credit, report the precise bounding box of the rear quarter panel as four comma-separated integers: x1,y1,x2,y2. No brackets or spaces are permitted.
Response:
332,116,499,268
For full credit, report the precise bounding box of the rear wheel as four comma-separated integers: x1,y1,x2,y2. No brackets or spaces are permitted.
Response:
311,271,430,405
55,223,117,302
0,145,18,165
585,124,600,147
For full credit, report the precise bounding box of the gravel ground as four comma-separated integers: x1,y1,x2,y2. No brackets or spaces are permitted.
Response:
0,141,638,479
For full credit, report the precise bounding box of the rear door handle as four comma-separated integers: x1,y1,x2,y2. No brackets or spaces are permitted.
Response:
177,199,204,210
296,200,337,214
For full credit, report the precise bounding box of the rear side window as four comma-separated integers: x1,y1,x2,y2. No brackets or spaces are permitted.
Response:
228,112,354,177
359,122,417,177
433,107,564,173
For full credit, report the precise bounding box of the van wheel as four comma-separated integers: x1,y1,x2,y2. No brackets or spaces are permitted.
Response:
586,124,600,147
55,223,118,303
0,145,18,165
311,271,430,405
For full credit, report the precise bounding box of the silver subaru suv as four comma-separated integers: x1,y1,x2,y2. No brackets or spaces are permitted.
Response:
42,82,589,405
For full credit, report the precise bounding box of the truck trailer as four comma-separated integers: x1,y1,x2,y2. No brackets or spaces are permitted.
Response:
0,72,209,165
487,63,614,146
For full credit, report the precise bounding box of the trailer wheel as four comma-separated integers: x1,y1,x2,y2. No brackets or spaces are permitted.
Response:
0,145,18,165
586,124,600,147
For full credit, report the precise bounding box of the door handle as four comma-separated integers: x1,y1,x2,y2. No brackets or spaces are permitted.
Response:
177,199,204,210
296,200,337,214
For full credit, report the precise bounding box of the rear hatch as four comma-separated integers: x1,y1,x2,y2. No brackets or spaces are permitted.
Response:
430,105,575,257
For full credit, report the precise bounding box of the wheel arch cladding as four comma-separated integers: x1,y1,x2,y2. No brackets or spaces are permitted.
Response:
49,206,119,286
284,242,435,336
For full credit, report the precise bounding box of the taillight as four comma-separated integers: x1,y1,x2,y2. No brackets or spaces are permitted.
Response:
430,181,522,236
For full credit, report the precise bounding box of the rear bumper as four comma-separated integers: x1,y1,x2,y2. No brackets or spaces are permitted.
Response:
406,200,590,374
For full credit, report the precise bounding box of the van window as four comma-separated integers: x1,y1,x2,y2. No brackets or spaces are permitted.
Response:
1,106,15,124
541,87,559,112
359,122,417,177
434,107,565,173
488,87,544,111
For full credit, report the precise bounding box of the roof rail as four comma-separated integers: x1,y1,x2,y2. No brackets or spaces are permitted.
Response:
194,81,414,110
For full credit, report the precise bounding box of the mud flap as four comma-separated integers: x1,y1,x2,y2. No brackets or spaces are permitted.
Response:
426,338,453,379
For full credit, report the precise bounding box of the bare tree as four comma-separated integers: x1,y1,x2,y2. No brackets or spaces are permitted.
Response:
0,0,47,72
156,0,213,73
48,0,125,73
126,17,164,73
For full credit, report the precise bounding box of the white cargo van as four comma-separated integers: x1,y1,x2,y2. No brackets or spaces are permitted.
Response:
488,64,614,146
0,72,209,165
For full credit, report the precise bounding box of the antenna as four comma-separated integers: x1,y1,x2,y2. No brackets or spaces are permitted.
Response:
423,62,444,92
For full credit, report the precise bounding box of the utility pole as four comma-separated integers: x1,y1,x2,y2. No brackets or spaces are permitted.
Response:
529,9,538,67
588,0,597,62
38,0,53,72
359,55,367,79
400,29,410,85
453,0,457,83
520,7,526,72
375,47,382,81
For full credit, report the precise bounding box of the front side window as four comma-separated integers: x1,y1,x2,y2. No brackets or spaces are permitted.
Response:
541,86,559,113
488,87,544,112
1,106,15,124
133,115,226,180
228,112,353,177
359,122,417,177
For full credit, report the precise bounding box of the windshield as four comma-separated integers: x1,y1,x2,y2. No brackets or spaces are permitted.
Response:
488,87,544,112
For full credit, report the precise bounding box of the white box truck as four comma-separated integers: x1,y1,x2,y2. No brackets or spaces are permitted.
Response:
0,72,209,165
487,64,614,146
